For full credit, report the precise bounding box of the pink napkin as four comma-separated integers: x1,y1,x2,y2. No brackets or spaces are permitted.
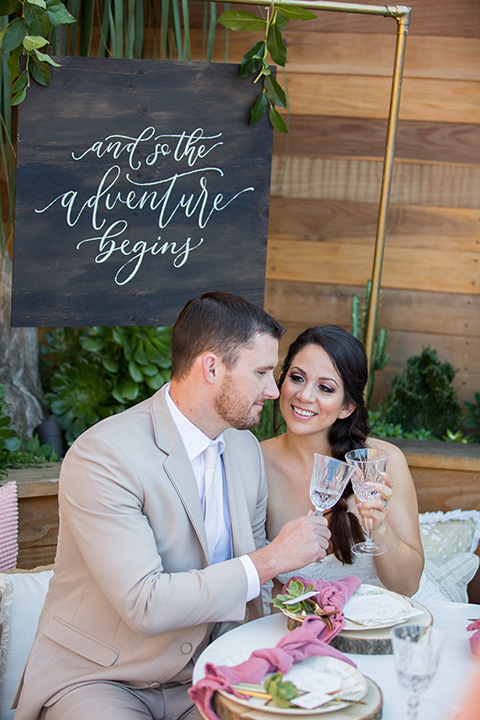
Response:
282,575,362,643
467,619,480,655
189,575,362,720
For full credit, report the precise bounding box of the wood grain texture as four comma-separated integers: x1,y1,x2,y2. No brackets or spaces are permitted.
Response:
190,30,480,81
12,56,273,327
264,281,480,337
272,117,480,165
270,156,480,209
17,495,58,569
268,198,480,251
266,238,480,294
285,74,480,123
188,0,480,38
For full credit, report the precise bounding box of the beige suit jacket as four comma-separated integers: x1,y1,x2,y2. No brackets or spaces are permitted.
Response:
14,386,268,720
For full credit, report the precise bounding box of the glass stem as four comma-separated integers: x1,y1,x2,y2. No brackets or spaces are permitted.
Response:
407,693,419,719
364,516,376,547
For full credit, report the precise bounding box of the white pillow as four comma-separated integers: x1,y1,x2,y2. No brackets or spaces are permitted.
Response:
0,568,53,719
416,510,480,604
419,509,480,557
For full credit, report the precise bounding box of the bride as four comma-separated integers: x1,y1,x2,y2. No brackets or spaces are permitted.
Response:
261,325,424,598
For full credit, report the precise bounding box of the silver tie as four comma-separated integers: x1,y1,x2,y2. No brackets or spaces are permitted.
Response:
203,443,219,561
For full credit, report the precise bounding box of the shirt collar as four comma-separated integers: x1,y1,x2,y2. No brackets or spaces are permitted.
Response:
165,384,225,461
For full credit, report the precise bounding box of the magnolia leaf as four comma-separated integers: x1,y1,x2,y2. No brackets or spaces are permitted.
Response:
267,23,287,66
249,91,268,125
11,88,27,105
275,4,317,20
0,0,21,14
24,2,50,36
239,40,265,78
264,74,286,108
11,68,28,93
27,0,47,7
269,107,288,133
30,59,50,86
34,48,62,66
7,44,22,83
217,10,266,32
46,0,76,27
23,34,48,51
275,13,290,32
2,17,27,53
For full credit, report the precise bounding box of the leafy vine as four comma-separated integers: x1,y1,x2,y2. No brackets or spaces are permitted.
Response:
218,2,317,133
0,0,75,105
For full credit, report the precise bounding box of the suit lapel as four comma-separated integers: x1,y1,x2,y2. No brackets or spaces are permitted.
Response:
151,387,209,561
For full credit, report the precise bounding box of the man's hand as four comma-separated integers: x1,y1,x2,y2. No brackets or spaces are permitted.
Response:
248,511,331,585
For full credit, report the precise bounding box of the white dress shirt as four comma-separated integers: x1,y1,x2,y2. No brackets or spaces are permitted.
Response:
165,385,260,601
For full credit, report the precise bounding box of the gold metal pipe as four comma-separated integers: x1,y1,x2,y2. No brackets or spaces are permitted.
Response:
364,7,410,370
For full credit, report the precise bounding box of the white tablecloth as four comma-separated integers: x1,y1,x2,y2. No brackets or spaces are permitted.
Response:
193,601,480,720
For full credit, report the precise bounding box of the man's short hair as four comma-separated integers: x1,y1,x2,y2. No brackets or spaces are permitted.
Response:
171,291,285,380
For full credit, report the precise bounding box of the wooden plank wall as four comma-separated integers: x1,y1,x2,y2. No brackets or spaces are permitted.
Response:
190,0,480,411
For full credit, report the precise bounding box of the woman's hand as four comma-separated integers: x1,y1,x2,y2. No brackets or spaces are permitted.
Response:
355,472,393,533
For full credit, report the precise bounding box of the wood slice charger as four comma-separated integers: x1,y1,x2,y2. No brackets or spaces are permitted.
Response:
201,678,383,720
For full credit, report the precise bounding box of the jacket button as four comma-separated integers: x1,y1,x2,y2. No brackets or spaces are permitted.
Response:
181,643,193,654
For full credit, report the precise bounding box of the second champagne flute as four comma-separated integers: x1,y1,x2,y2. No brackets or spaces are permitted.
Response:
345,447,389,556
309,453,357,516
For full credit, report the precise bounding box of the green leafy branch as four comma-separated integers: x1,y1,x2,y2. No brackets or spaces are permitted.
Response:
217,2,317,133
0,0,75,105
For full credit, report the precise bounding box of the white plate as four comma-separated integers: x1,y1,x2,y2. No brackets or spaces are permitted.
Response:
218,653,367,714
342,584,424,631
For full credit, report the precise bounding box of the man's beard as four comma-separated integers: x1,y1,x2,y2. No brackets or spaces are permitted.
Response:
214,378,262,430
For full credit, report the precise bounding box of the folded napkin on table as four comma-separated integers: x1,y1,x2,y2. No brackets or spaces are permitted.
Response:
467,618,480,655
189,575,362,720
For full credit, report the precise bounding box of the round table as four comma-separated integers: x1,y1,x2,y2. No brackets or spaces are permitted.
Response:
193,600,480,720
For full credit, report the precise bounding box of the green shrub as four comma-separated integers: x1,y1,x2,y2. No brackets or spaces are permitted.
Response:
381,347,462,439
40,326,172,446
465,392,480,441
0,383,57,473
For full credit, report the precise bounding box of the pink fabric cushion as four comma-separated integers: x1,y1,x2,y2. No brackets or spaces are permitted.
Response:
0,482,18,570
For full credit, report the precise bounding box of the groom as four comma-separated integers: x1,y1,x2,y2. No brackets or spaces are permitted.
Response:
14,291,330,720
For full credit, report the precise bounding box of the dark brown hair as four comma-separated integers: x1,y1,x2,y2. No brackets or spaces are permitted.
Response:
275,325,370,563
171,291,285,380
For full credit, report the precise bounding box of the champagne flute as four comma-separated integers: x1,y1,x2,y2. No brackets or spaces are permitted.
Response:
345,447,389,556
391,625,445,720
309,453,357,516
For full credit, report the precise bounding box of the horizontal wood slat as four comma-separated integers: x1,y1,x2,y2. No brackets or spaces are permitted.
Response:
266,238,480,294
270,156,480,209
268,198,480,251
264,281,480,337
190,0,480,38
190,30,480,81
285,74,480,123
272,117,480,165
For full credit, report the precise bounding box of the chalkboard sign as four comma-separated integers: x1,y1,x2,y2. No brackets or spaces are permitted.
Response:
12,56,274,326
